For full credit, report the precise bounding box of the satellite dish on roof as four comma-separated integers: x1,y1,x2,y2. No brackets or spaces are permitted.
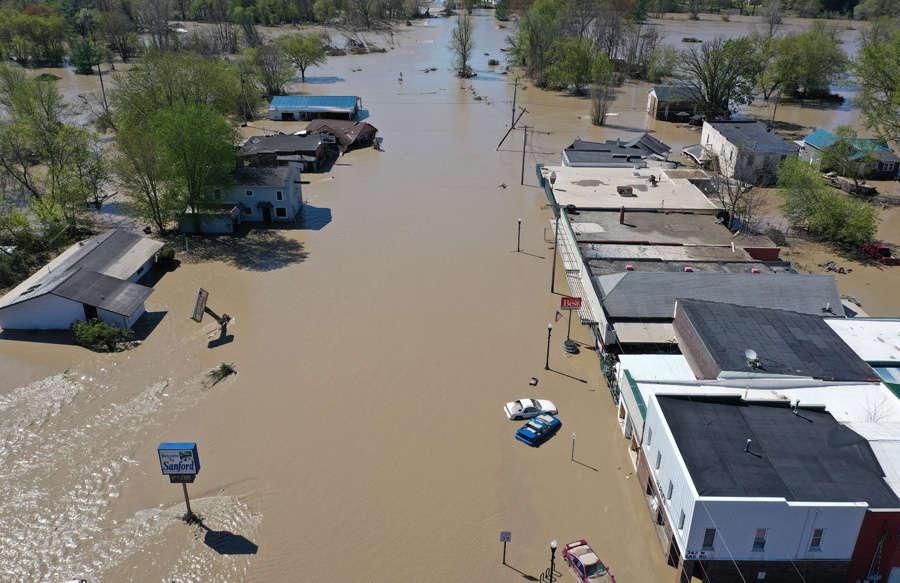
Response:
744,349,758,361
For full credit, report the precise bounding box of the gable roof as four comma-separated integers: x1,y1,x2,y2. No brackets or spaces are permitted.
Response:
706,120,795,152
624,133,671,156
234,166,294,188
0,230,161,316
658,395,899,506
650,85,693,102
269,95,359,114
803,128,895,153
677,299,878,381
53,269,153,316
304,119,377,148
239,134,327,157
594,272,843,320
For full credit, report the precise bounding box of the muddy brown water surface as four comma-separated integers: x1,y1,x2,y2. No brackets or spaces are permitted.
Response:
2,12,897,583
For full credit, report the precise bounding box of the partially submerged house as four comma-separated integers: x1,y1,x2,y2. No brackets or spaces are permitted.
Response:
305,119,377,152
0,230,162,330
798,128,900,179
562,134,672,168
268,96,361,121
647,85,696,121
238,133,337,172
179,165,303,234
701,120,798,186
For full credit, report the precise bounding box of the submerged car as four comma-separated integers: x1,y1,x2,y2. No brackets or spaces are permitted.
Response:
504,398,558,420
515,414,561,446
563,540,615,583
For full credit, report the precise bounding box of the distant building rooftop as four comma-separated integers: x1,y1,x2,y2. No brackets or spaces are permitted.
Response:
586,258,773,276
543,167,717,211
618,354,695,382
650,85,693,102
826,318,900,364
268,95,360,114
594,272,843,320
234,166,294,187
657,395,900,506
676,299,879,382
239,133,329,157
706,120,795,153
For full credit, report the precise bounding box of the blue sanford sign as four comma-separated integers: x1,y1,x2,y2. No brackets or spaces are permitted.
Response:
157,442,200,476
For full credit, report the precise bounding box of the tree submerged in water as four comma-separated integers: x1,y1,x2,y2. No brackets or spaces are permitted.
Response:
208,362,237,386
451,13,475,78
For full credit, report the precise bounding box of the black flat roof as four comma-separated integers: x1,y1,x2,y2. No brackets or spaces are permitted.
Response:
678,299,879,381
658,396,899,506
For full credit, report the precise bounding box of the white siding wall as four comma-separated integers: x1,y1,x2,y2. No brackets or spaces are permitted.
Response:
701,124,739,179
226,165,303,221
97,307,129,329
684,498,866,561
127,256,156,283
0,294,86,330
644,393,700,555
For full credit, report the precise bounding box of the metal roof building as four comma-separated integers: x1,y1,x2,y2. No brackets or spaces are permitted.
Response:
268,95,361,121
0,230,162,331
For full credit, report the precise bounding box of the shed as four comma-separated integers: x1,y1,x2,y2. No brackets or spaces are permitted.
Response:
268,95,361,121
647,85,696,121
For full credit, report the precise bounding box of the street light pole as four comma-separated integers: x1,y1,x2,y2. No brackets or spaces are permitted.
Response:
550,539,558,583
545,323,553,370
550,213,560,293
517,218,522,252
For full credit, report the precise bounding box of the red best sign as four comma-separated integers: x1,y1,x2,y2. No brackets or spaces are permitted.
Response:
561,297,582,310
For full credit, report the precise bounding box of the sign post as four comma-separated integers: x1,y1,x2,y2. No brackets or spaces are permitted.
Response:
500,531,511,564
158,442,201,522
560,297,582,350
191,288,209,322
571,433,576,462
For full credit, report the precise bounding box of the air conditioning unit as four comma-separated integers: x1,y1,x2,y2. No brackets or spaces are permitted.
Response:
617,185,634,196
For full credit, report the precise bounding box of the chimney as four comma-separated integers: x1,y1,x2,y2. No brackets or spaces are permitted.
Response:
619,205,625,224
744,439,752,453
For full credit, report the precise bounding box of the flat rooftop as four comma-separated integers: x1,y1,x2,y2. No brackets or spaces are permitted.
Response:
658,395,899,506
269,95,359,113
678,299,879,382
706,120,796,152
568,210,775,248
826,318,900,363
543,167,717,211
586,258,773,276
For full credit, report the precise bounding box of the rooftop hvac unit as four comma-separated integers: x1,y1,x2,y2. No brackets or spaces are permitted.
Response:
617,185,635,196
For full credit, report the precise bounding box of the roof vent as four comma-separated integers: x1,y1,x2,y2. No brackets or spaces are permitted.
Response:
792,401,800,415
744,438,752,453
822,302,832,313
745,348,761,369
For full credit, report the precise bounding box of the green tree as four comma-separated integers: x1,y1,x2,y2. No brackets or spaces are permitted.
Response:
277,33,328,82
114,123,180,233
450,13,475,78
775,24,848,98
548,37,600,93
777,157,878,245
856,30,900,144
680,37,760,118
71,39,106,74
152,103,237,220
313,0,340,23
646,44,679,83
495,0,511,20
854,0,900,20
101,10,141,62
512,0,566,87
74,7,101,39
247,44,293,95
819,126,879,187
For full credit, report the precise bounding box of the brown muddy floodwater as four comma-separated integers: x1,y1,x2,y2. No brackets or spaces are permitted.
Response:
1,12,895,583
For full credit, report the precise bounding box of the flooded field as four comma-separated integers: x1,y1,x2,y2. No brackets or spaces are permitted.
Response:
2,10,898,583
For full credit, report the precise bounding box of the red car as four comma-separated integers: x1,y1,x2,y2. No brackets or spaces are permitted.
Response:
563,540,615,583
862,243,900,265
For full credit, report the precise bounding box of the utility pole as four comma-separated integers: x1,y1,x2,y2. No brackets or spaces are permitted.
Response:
96,62,109,115
520,125,528,186
550,213,559,293
511,77,519,128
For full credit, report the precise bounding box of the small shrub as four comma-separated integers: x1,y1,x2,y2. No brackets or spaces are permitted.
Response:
208,362,237,385
682,37,703,43
71,318,135,351
488,58,499,66
159,247,175,262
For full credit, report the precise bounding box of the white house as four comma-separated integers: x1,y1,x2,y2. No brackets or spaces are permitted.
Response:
0,230,163,331
700,121,797,186
640,393,894,583
180,165,303,234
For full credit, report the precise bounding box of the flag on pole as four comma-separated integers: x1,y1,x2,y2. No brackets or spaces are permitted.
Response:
555,311,563,322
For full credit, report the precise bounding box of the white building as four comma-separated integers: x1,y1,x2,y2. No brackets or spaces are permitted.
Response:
180,165,303,234
641,392,896,583
700,121,797,186
0,230,162,330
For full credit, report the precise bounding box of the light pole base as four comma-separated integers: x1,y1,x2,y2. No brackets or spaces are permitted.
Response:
564,340,579,354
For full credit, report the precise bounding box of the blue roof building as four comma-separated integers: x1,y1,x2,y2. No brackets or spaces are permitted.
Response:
799,128,900,179
269,95,361,121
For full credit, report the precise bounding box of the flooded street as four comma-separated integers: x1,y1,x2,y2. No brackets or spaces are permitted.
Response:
3,11,899,583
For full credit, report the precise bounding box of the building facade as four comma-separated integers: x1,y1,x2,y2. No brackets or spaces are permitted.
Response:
701,121,797,186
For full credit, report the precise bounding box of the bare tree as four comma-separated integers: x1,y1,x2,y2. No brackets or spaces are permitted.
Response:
137,0,171,50
450,14,475,78
687,0,703,19
208,0,239,54
711,154,762,233
569,0,600,39
591,65,614,126
593,4,624,59
762,0,783,37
